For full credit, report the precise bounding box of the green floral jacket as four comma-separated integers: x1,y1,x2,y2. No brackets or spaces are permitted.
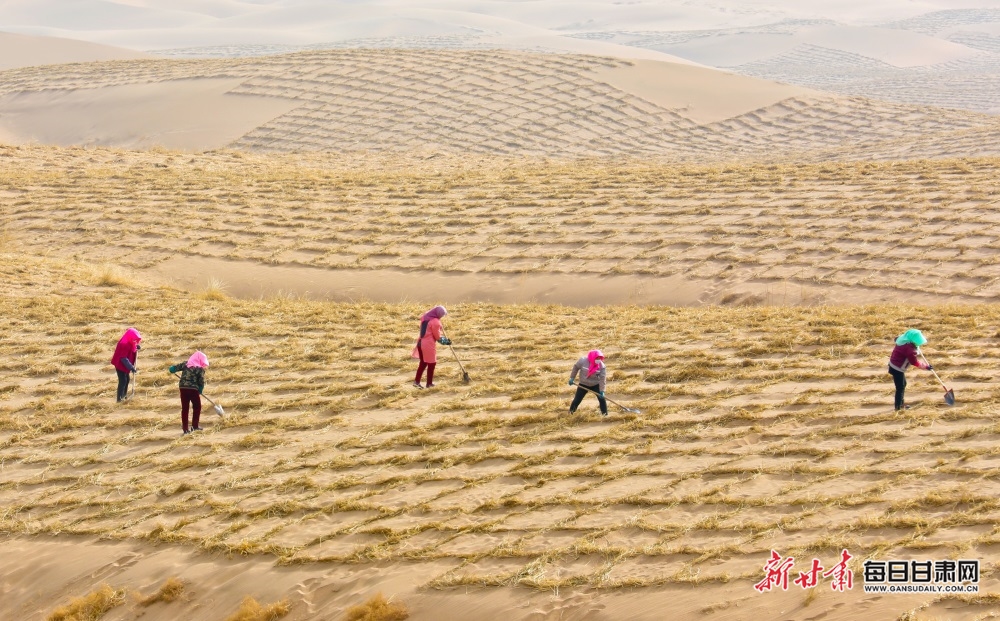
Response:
169,363,205,393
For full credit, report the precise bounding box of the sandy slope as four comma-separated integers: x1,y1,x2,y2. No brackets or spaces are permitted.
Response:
0,78,298,151
5,145,1000,307
3,253,1000,621
0,32,151,70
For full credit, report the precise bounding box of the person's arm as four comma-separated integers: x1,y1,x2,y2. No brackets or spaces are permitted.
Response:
120,357,136,372
197,368,206,394
428,318,442,342
598,365,607,394
569,359,581,385
907,347,929,370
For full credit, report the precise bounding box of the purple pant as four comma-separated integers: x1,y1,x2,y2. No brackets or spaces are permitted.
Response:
180,388,201,431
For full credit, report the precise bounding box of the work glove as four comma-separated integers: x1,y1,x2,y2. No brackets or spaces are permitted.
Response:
600,391,605,397
927,365,934,371
439,337,452,345
568,378,575,386
168,365,177,374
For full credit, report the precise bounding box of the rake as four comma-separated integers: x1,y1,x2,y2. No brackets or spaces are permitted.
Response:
172,372,225,416
440,328,471,383
918,350,955,406
575,383,641,414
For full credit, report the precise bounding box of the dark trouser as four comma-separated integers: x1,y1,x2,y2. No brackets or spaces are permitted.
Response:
116,369,131,401
570,385,607,414
415,344,436,385
889,366,906,410
181,388,202,432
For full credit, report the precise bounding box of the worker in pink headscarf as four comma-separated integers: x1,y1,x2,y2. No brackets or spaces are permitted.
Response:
568,349,608,416
110,327,142,402
412,305,451,388
169,351,209,435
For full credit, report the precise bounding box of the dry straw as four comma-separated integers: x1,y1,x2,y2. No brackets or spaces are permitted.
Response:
344,593,409,621
47,584,125,621
224,596,291,621
4,144,1000,598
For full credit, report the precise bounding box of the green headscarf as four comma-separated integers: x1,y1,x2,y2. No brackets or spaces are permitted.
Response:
895,329,927,347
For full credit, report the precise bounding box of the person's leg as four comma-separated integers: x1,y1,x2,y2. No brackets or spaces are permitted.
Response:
596,391,608,416
180,389,191,432
415,345,427,385
116,370,130,401
889,368,907,410
192,393,202,429
569,386,587,412
426,363,436,386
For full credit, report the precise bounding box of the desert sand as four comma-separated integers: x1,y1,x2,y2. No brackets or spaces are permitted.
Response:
4,3,1000,620
0,32,151,71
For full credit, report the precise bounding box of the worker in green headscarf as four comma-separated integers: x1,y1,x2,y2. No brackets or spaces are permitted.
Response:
888,329,931,410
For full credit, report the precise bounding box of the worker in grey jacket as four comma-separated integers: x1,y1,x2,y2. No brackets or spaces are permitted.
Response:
569,349,608,416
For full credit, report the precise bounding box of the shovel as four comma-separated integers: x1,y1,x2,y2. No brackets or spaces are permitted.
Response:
172,372,225,416
918,350,955,406
202,393,226,417
575,383,641,414
440,328,471,383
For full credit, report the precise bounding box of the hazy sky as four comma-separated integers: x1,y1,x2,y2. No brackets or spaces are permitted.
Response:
3,0,1000,50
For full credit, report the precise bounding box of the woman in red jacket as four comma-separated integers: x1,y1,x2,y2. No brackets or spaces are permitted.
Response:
412,305,450,388
110,327,142,402
888,329,931,411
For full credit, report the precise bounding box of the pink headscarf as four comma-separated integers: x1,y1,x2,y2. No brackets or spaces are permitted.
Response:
587,349,605,377
187,351,209,368
421,305,448,321
118,328,142,351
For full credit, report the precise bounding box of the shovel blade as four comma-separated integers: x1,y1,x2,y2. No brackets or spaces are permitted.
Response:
214,404,225,417
944,390,955,406
462,372,471,383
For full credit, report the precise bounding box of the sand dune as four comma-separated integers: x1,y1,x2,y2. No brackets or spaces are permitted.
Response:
2,48,999,158
0,31,151,71
5,3,1000,116
0,78,298,151
655,24,983,68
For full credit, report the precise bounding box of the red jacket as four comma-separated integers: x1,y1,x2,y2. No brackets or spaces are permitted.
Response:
111,340,138,373
889,343,928,373
411,317,442,364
